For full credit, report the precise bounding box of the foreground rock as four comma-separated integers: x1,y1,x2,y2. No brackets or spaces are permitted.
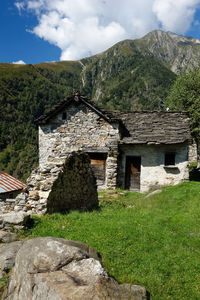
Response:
0,241,23,279
0,211,30,231
0,231,19,243
3,237,148,300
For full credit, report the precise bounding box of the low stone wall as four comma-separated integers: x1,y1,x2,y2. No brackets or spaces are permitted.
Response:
47,152,98,213
0,152,98,215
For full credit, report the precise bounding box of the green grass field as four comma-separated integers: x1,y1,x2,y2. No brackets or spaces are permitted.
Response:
22,182,200,299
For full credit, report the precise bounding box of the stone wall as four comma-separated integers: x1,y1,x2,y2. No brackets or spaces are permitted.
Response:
0,193,27,214
188,141,198,164
0,190,21,201
47,152,98,213
39,102,119,189
1,152,98,215
118,143,189,192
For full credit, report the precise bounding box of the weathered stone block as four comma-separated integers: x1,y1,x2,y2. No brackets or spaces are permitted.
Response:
0,241,23,279
39,191,50,199
29,191,39,198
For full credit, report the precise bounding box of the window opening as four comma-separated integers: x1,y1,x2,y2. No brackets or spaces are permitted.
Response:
165,152,175,166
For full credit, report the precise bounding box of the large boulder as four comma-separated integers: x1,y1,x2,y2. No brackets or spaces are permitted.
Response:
3,237,148,300
0,241,23,279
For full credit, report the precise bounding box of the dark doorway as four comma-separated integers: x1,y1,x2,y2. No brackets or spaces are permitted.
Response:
125,156,141,191
88,153,107,186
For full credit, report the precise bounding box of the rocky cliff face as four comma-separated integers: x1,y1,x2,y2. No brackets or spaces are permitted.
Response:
134,30,200,74
80,29,200,107
80,38,175,109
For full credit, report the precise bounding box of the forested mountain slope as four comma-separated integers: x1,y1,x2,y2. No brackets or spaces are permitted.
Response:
0,62,82,178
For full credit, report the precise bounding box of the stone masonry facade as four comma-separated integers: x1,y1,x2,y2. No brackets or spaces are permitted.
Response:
188,141,198,163
118,143,189,192
39,102,119,189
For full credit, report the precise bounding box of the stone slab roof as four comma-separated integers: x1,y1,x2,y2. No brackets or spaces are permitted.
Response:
36,93,191,144
114,111,191,144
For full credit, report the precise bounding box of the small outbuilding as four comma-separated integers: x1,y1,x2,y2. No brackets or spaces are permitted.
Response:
35,92,192,192
0,171,26,199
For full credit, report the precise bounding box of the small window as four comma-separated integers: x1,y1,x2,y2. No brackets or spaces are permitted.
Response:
165,152,176,166
62,112,67,120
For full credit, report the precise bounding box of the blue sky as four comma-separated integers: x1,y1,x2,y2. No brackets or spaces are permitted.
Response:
0,1,60,63
1,0,200,64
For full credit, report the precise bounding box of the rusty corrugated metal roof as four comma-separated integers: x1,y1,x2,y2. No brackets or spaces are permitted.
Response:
0,172,26,194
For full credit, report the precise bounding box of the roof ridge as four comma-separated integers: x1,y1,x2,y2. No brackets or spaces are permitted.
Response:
35,92,119,125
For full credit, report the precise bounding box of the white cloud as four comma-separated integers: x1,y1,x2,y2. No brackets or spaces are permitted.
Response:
15,1,25,13
12,60,26,64
153,0,200,33
15,0,200,60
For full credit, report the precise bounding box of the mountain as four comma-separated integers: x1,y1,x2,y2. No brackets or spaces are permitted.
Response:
134,30,200,74
1,29,200,178
81,39,176,110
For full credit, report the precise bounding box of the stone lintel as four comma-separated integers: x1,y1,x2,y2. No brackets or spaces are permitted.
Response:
83,147,109,153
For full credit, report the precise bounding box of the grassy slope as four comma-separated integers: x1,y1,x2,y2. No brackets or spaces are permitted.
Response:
22,181,200,299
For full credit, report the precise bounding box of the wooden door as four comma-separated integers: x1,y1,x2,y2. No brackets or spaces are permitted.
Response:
89,153,107,186
125,156,141,190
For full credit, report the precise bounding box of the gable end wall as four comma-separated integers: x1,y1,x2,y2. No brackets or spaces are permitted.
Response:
39,102,119,188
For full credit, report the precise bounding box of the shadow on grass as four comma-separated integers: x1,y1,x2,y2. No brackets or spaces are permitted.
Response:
47,205,101,215
24,215,41,230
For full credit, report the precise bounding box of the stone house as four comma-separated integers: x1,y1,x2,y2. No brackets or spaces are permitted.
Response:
35,92,193,193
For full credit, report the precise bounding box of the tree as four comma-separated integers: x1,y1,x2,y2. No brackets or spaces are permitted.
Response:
166,68,200,168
